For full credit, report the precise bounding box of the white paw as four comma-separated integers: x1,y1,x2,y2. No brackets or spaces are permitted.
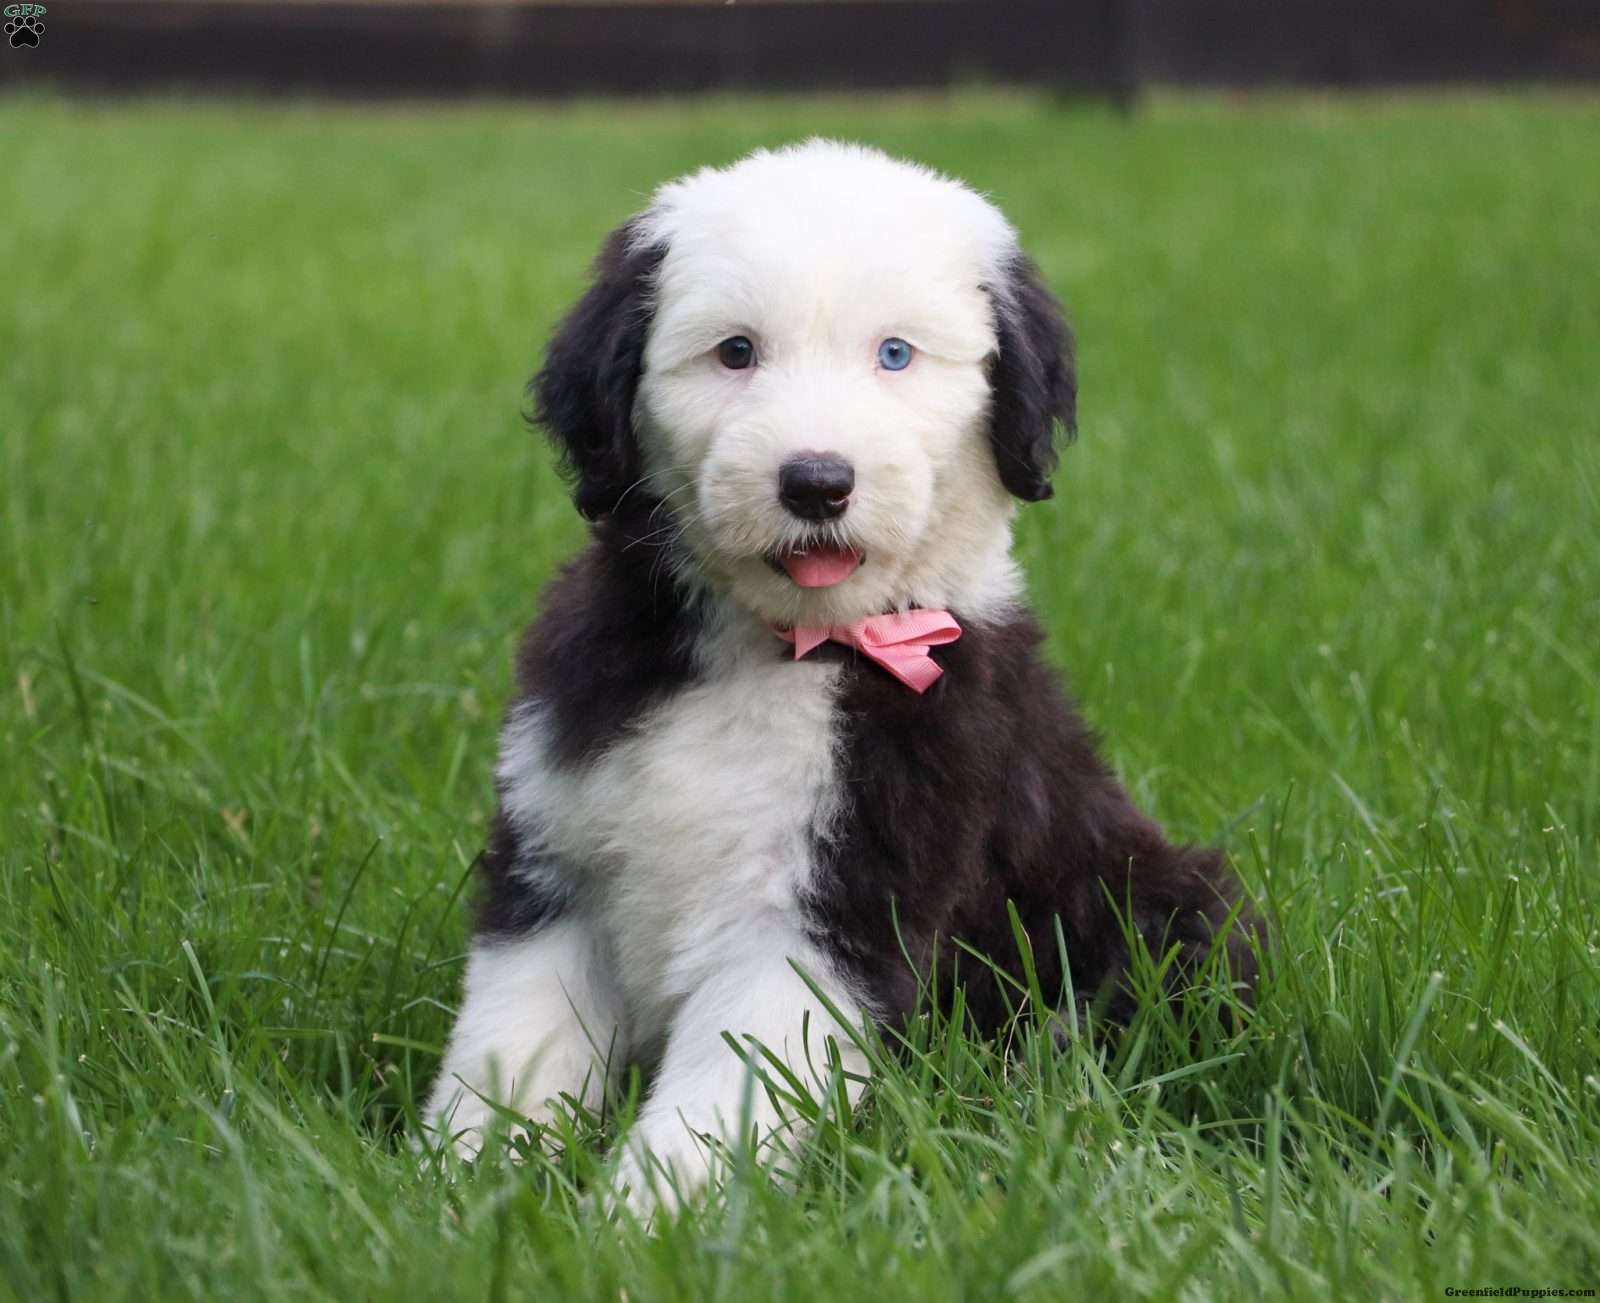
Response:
607,1122,722,1224
423,1087,533,1164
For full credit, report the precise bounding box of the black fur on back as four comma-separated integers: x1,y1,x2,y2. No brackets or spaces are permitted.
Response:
805,611,1255,1033
986,254,1077,503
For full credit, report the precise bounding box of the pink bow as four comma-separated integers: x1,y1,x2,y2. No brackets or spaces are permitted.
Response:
776,609,962,693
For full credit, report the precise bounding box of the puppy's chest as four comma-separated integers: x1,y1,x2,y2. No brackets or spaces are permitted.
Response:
506,644,844,1001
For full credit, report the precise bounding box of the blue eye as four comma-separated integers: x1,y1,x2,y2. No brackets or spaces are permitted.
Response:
877,337,913,371
717,336,756,370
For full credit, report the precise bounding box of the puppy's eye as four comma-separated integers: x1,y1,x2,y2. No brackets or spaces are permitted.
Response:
716,336,756,370
877,337,913,371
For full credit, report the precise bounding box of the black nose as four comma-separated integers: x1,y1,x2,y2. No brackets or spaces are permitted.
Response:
778,453,855,521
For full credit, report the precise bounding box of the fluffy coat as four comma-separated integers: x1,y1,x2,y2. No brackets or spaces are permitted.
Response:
426,141,1254,1213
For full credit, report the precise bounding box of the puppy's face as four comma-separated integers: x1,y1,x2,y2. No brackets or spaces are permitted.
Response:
535,142,1075,626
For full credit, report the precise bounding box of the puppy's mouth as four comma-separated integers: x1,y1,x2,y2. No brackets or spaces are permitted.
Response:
765,544,864,589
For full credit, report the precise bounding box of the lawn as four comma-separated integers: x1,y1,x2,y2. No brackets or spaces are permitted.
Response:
3,89,1599,1300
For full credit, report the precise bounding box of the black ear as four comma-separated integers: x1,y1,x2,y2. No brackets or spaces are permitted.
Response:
531,219,667,521
987,254,1077,502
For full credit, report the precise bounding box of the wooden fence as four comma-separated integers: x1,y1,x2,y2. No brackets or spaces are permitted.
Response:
2,0,1596,98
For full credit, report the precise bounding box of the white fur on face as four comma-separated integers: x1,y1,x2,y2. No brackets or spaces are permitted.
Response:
633,140,1025,627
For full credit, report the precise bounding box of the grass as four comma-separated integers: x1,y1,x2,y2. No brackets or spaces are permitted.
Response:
3,88,1599,1300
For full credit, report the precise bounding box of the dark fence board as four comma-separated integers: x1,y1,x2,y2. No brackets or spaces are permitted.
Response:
1131,0,1600,86
0,2,1126,99
1,0,1596,97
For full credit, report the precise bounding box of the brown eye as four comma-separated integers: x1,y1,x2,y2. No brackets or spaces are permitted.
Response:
717,336,755,370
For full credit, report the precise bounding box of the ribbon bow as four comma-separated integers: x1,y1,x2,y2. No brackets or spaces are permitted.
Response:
776,608,962,693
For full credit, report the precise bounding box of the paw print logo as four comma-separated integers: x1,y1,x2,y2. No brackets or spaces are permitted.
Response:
5,12,43,46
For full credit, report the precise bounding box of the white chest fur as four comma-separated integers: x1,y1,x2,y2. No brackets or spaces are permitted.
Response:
495,616,844,1042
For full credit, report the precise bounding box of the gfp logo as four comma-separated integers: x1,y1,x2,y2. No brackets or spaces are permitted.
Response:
4,2,45,48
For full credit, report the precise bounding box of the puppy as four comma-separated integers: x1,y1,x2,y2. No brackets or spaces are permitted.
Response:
426,140,1254,1211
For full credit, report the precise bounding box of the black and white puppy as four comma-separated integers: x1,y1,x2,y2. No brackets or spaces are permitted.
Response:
426,141,1254,1210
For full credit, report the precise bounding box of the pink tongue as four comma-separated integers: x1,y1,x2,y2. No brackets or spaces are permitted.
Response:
781,546,862,589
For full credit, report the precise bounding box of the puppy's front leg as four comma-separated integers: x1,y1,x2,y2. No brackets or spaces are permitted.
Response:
612,943,869,1217
426,913,626,1159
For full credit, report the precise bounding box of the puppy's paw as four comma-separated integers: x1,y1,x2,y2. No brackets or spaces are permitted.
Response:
419,1088,533,1167
605,1123,721,1227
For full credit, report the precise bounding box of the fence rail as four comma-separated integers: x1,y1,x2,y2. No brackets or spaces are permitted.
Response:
2,0,1596,98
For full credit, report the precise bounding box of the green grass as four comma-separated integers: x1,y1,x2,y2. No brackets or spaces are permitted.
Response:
3,89,1599,1300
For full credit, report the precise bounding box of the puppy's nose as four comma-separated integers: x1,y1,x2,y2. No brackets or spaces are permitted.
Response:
778,453,855,521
